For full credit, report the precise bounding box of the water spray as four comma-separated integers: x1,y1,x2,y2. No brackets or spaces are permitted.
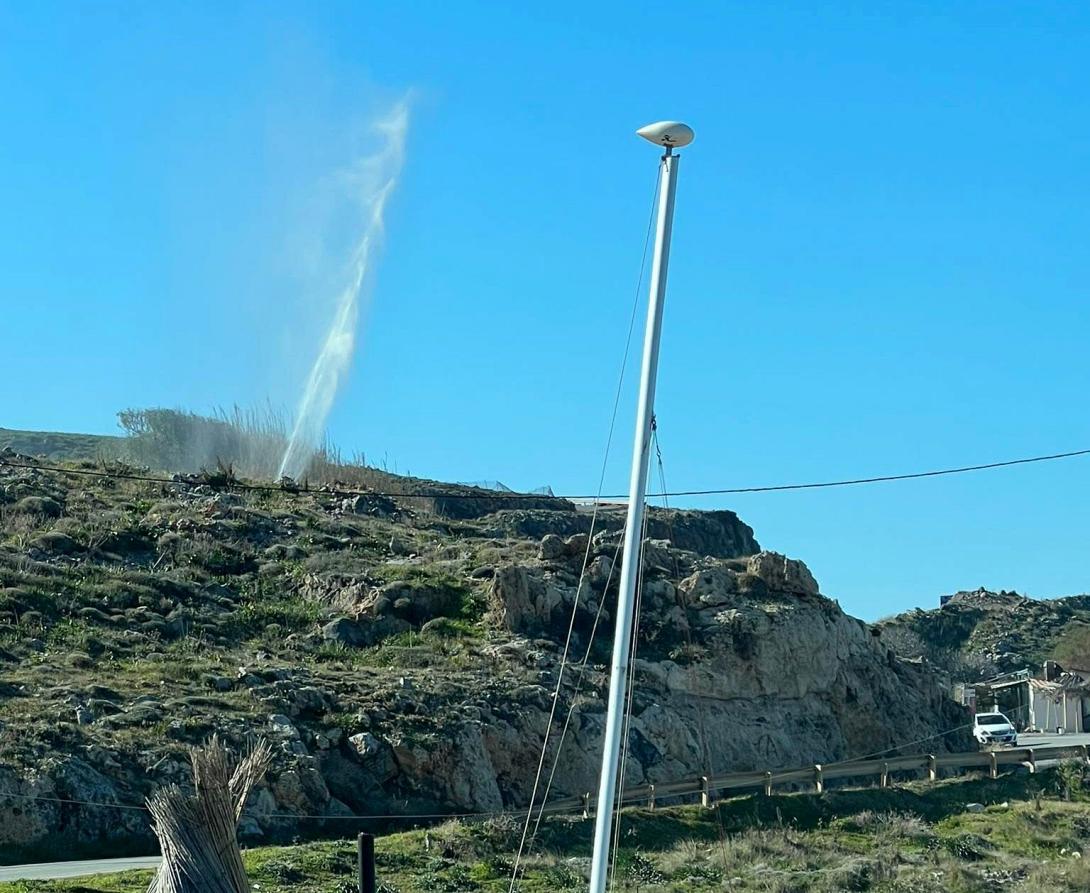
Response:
278,101,410,481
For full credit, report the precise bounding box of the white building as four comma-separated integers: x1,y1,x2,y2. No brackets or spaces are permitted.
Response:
987,672,1088,734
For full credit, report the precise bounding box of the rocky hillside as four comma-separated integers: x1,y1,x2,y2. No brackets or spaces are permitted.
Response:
0,427,120,462
877,588,1090,679
0,449,969,862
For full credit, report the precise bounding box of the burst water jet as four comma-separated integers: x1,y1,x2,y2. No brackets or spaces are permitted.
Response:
278,101,410,480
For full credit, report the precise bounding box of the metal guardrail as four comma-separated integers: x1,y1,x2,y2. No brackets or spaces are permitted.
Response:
542,743,1090,816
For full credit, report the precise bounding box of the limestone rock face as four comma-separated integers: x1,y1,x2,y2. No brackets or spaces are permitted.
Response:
0,451,969,860
489,564,596,636
356,547,970,810
0,543,969,858
490,508,760,559
745,551,819,596
479,544,970,803
0,757,148,854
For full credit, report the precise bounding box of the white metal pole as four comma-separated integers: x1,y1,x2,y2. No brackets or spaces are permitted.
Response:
587,143,682,893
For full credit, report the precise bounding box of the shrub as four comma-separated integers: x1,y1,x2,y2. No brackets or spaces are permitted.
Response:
943,832,992,861
1056,759,1088,802
623,850,666,885
1053,623,1090,672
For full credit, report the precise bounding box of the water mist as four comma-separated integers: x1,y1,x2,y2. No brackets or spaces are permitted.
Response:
278,101,409,480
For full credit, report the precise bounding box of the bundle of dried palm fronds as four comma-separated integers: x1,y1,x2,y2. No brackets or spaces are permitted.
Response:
146,735,273,893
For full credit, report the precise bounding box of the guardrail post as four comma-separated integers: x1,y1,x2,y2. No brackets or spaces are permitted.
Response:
358,832,376,893
574,743,1054,820
1081,745,1089,767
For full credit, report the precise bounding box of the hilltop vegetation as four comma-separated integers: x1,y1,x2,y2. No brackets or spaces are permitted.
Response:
877,588,1090,680
0,427,121,463
5,407,428,484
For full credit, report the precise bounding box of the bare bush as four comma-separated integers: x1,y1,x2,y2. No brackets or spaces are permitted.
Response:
116,405,401,491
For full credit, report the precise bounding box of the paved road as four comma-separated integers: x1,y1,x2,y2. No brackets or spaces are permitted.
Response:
0,855,161,881
5,736,1090,883
1017,731,1090,748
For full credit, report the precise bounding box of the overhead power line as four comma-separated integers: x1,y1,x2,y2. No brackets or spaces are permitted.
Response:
0,705,1006,821
1,446,1088,504
0,786,580,823
657,447,1090,498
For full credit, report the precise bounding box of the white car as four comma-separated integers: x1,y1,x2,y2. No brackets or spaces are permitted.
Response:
973,712,1017,746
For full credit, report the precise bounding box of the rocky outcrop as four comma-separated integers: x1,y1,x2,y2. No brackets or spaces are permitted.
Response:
0,453,968,861
644,509,760,560
404,490,575,521
488,508,759,560
284,548,969,818
878,587,1090,676
302,572,463,643
482,544,970,799
0,544,970,860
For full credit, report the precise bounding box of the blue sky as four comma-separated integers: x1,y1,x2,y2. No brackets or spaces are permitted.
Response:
2,1,1088,620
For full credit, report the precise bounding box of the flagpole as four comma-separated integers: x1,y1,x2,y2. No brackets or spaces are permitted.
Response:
587,121,693,893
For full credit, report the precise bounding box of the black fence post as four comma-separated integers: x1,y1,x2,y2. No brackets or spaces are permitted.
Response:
358,832,376,893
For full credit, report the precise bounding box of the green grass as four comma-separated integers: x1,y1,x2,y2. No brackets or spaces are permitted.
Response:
231,593,323,635
9,771,1090,892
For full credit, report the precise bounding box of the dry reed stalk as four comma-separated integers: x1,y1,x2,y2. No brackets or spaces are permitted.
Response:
146,736,273,893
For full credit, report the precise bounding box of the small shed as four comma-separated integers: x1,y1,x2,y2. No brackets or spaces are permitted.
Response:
988,673,1088,733
952,682,977,712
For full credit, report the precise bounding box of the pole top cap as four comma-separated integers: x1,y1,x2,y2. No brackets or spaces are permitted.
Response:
636,121,695,149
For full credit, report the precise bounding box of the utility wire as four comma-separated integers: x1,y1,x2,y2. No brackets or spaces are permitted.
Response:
506,155,663,893
607,502,650,893
526,537,623,843
0,703,1035,822
0,787,582,822
3,446,1089,504
653,426,735,866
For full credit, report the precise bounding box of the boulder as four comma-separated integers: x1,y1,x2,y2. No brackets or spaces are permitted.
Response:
489,565,584,635
12,496,63,518
30,531,81,555
322,617,368,648
341,494,397,517
746,551,820,596
539,534,565,560
564,533,590,557
678,566,737,609
587,554,613,588
321,614,410,648
263,543,307,561
379,581,459,624
641,538,675,571
268,714,298,737
349,732,383,759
